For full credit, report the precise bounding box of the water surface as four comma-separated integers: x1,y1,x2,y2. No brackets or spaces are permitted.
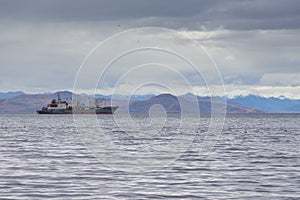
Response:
0,114,299,199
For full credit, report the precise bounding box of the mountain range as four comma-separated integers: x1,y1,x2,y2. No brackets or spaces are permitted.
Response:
0,91,299,114
0,91,25,99
227,95,300,113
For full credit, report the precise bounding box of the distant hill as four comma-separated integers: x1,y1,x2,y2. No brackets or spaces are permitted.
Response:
0,91,73,113
129,93,262,114
129,94,182,113
0,91,25,99
3,91,300,114
94,94,155,100
228,95,300,113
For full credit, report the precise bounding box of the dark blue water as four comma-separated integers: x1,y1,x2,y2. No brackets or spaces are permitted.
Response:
0,114,299,199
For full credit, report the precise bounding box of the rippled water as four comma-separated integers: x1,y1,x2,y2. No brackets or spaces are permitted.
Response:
0,114,299,199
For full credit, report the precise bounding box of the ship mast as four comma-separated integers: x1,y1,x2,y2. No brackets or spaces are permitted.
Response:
103,98,106,107
57,92,61,102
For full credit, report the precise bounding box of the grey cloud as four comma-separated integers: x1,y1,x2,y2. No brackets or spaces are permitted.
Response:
0,0,218,21
223,75,261,85
1,0,299,30
0,0,299,97
260,73,300,86
202,0,300,30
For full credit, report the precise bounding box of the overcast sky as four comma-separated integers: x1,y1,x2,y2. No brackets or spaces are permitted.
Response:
0,0,300,98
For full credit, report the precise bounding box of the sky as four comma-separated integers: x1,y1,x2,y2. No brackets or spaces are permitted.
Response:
0,0,300,98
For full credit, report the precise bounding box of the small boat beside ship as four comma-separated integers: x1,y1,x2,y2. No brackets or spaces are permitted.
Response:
36,93,118,114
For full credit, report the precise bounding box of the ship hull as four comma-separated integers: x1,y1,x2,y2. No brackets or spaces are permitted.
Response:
37,106,118,114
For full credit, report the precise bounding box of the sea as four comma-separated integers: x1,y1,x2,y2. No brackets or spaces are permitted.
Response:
0,113,299,199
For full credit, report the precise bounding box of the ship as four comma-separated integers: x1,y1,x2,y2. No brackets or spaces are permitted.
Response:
36,93,118,114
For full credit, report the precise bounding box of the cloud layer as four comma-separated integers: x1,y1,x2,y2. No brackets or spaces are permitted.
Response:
0,0,299,98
